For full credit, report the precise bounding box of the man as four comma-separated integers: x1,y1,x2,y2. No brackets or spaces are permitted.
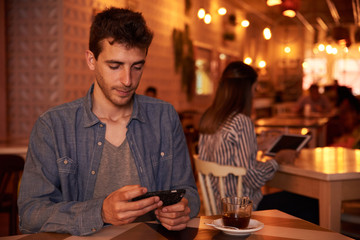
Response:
295,84,332,114
18,8,200,236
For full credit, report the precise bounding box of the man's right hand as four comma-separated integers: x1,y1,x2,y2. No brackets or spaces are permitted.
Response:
101,185,162,225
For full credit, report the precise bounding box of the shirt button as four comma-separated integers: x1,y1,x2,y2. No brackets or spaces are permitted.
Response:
64,160,68,165
91,228,96,232
91,170,96,175
161,152,165,157
97,141,102,146
99,124,104,128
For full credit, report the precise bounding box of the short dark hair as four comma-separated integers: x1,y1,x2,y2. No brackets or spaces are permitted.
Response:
89,8,154,59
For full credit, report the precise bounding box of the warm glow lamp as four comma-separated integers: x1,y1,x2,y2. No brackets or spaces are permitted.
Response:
263,28,271,40
281,0,300,18
198,8,205,19
218,7,227,15
204,13,212,24
267,0,282,6
258,60,266,68
241,20,250,27
244,57,252,65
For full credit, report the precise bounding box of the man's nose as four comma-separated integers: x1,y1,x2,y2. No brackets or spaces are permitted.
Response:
120,68,131,87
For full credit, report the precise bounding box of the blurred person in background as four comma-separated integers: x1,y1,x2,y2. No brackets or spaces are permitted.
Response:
144,86,157,98
294,83,332,114
197,61,296,212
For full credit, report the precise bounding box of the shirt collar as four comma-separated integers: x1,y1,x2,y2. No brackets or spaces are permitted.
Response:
130,94,146,124
83,84,100,128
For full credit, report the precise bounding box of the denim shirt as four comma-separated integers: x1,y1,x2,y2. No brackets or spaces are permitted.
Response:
18,85,200,236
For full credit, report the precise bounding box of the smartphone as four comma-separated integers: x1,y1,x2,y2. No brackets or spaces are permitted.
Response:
132,189,186,206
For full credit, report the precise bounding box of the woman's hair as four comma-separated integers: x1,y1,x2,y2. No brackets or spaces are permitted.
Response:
199,61,258,134
89,8,154,59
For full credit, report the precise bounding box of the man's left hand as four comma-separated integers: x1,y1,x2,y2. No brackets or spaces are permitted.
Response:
154,197,191,230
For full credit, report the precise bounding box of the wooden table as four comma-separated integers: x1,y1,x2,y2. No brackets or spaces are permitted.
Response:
265,147,360,232
0,210,351,239
0,145,27,159
255,116,329,147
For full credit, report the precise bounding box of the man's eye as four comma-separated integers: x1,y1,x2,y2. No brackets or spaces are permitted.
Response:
133,65,143,71
109,65,119,70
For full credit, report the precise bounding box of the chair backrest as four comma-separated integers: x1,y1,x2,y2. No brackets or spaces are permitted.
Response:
0,154,25,235
0,154,25,206
194,155,246,216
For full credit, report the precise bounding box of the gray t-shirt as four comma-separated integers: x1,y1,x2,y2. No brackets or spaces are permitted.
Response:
93,138,141,199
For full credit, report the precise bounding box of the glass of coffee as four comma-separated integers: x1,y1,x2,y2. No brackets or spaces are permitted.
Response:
221,196,253,229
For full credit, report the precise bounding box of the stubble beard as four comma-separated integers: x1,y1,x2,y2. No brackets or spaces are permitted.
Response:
95,72,134,108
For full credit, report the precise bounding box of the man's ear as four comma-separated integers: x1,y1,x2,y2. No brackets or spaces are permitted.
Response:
85,50,96,70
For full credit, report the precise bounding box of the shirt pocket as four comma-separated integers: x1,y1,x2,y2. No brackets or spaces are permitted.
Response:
56,157,79,200
57,157,77,174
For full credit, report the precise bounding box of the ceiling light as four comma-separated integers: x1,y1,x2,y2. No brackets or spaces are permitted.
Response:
218,7,227,15
282,9,296,18
244,57,252,65
204,14,212,24
241,20,250,27
318,44,325,51
281,0,300,18
267,0,282,6
198,8,205,19
263,28,271,40
258,60,266,68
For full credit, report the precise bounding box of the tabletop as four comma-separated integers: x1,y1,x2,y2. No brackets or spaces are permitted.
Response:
255,116,329,128
0,210,352,240
0,145,28,159
275,147,360,181
264,147,360,232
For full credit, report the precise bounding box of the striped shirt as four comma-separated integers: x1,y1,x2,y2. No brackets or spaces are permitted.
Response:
199,113,279,211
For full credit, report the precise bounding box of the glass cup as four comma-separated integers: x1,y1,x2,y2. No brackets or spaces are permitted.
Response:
221,196,253,229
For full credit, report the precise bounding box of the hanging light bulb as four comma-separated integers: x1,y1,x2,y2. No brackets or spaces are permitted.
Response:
281,0,300,18
282,9,296,17
318,44,325,51
267,0,282,6
244,57,252,65
284,46,291,53
204,13,212,24
263,28,272,40
241,20,250,27
198,8,205,19
258,60,266,68
218,7,227,15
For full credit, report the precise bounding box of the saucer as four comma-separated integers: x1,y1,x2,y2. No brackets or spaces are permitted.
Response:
210,218,264,236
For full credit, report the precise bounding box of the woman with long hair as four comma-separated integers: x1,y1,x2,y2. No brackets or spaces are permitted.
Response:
198,61,294,212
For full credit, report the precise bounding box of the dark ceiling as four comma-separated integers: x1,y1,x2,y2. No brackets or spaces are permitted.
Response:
238,0,355,30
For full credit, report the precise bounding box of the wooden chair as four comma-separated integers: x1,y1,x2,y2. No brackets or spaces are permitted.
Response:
193,155,246,215
0,154,25,235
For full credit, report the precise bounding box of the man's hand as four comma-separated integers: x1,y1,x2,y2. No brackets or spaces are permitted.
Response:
154,197,191,231
102,185,162,225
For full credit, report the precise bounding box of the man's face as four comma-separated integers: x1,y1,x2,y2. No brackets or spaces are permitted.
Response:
89,39,147,108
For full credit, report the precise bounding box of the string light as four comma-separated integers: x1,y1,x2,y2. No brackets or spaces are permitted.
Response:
241,20,250,27
258,60,266,68
267,0,282,6
198,8,205,19
263,28,271,40
318,44,325,51
218,7,227,15
244,57,252,65
284,46,291,53
204,13,212,24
